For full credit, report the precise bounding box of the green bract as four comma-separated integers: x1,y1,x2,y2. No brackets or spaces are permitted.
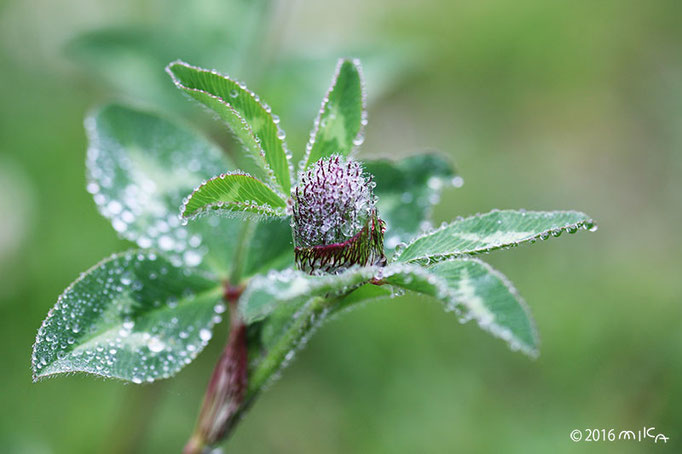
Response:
32,57,597,451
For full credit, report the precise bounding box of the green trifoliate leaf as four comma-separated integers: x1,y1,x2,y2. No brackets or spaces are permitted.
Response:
166,61,292,194
181,172,287,220
381,259,538,356
239,267,378,324
300,58,366,171
86,104,241,274
32,251,225,383
363,153,460,250
394,210,596,264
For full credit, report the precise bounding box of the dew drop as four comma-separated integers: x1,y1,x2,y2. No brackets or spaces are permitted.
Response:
199,328,212,342
148,337,165,353
183,250,202,267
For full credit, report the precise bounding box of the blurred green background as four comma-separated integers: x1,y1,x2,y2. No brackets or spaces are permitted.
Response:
1,0,681,452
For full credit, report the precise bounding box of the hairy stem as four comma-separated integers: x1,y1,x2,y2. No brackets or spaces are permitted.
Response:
186,279,384,451
184,284,247,454
203,295,335,450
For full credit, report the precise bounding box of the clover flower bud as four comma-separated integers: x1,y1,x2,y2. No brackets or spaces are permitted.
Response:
291,155,386,274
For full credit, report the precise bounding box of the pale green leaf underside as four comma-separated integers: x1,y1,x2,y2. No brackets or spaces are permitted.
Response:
86,104,242,274
382,259,538,356
255,270,385,361
334,283,392,313
182,173,287,220
301,58,365,171
166,61,292,194
32,251,225,383
248,257,539,393
239,267,377,324
363,153,458,251
395,210,596,264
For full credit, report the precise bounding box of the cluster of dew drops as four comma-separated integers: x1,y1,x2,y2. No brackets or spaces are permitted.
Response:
85,114,238,269
301,58,369,167
375,262,534,353
224,79,294,192
393,209,597,260
33,252,227,383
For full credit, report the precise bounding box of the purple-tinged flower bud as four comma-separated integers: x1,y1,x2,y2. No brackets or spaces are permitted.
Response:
291,155,386,274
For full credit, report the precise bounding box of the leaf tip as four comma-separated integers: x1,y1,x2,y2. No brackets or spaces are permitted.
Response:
524,346,540,360
165,59,188,73
165,59,193,88
338,56,362,69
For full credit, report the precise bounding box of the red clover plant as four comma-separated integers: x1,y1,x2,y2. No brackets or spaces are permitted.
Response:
32,58,597,453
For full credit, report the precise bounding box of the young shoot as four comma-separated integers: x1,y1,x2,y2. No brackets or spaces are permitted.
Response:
32,58,597,453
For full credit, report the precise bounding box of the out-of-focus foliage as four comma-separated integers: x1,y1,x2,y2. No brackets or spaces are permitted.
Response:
1,0,681,453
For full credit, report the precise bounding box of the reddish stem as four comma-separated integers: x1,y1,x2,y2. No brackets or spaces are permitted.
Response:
183,284,248,454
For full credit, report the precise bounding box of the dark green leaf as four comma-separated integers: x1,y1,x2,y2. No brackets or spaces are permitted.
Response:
363,153,459,250
242,220,294,277
32,251,225,382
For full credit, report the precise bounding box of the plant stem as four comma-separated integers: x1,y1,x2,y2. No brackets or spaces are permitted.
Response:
198,295,335,450
185,282,382,451
183,284,247,454
228,220,255,285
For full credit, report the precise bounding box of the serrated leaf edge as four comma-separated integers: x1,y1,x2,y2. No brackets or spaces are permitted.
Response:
32,249,223,382
299,58,368,174
180,171,288,220
182,201,287,222
380,259,539,357
239,266,378,323
393,209,596,264
166,60,293,196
